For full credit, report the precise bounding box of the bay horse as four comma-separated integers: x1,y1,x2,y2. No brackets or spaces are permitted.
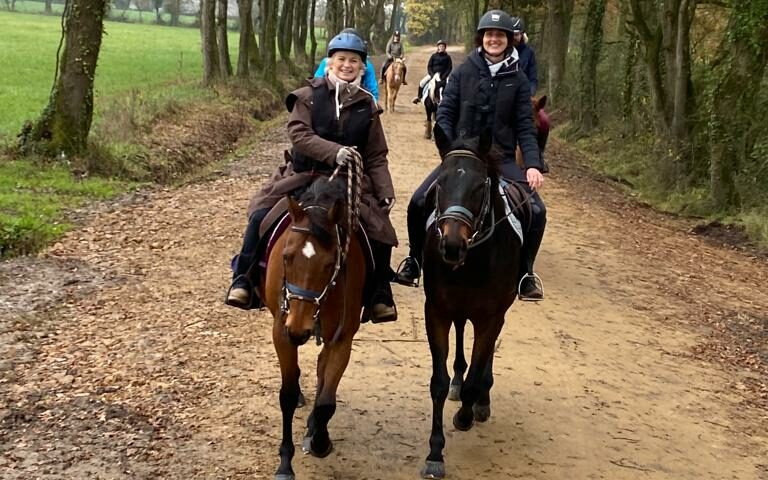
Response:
382,57,405,113
420,126,523,479
515,95,550,171
262,175,366,480
423,73,445,140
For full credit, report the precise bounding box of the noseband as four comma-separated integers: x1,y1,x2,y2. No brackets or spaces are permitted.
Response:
281,205,344,346
435,150,495,249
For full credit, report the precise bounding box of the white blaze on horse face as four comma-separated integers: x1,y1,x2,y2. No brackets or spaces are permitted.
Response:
457,168,466,176
302,240,317,259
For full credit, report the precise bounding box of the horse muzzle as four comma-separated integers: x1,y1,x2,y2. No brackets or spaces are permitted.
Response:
438,220,470,266
285,325,312,346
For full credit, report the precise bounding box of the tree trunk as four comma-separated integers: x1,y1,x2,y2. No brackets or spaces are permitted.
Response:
169,0,181,26
628,0,668,132
326,0,344,40
24,0,108,156
577,0,606,133
545,0,574,106
709,0,768,209
309,0,318,72
44,0,52,13
278,0,295,66
201,0,220,84
237,0,253,77
260,0,278,82
387,0,400,37
293,0,309,67
670,0,695,154
216,0,232,77
622,28,639,123
371,0,387,53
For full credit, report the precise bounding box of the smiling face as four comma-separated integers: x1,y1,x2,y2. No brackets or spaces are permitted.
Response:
329,51,363,82
482,29,509,60
437,44,446,53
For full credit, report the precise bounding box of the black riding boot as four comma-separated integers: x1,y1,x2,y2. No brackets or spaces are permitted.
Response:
225,208,269,310
369,240,397,323
519,195,546,301
413,85,423,104
394,193,429,286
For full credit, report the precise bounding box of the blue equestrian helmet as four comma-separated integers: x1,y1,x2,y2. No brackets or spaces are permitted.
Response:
328,32,368,63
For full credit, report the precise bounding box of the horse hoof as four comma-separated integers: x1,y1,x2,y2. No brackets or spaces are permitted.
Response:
421,460,446,479
310,438,333,458
297,391,306,408
447,384,461,402
473,403,491,423
274,474,295,480
453,411,474,432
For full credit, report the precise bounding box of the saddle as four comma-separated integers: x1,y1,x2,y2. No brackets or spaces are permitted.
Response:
247,199,377,310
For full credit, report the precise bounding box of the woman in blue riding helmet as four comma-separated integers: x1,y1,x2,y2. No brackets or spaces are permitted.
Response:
226,32,398,322
314,28,379,101
395,9,547,301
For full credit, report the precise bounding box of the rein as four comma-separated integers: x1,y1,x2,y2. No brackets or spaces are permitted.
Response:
280,153,363,346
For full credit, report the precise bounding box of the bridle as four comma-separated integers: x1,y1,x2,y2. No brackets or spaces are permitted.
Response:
435,150,494,249
281,206,345,346
279,153,362,346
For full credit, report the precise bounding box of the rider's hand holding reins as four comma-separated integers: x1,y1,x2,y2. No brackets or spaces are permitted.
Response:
336,146,360,167
527,167,544,191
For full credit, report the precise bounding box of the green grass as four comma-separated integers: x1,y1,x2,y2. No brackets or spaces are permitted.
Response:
0,10,222,139
0,159,134,256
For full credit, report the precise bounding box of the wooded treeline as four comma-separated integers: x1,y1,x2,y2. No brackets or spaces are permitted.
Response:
200,0,405,85
409,0,768,226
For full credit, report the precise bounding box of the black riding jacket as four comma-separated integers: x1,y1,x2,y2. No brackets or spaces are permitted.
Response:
436,48,541,177
427,52,453,78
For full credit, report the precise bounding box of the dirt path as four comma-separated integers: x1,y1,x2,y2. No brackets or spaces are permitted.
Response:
2,48,767,480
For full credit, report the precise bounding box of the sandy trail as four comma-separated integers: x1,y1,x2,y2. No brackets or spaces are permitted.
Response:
1,47,766,480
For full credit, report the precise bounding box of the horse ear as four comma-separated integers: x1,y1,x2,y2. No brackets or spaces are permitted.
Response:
433,123,452,158
537,95,548,110
327,199,344,225
479,129,493,156
288,196,305,222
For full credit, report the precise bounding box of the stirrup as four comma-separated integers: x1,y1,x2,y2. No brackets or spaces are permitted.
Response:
393,257,421,288
517,273,544,302
225,275,263,310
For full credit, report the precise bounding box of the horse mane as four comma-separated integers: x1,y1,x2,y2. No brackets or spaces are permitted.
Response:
295,177,347,246
445,136,502,177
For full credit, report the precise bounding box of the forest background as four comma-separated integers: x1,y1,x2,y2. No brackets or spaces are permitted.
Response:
1,0,767,256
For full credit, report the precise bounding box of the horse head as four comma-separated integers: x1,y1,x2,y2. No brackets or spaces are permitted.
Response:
281,179,346,345
432,125,496,266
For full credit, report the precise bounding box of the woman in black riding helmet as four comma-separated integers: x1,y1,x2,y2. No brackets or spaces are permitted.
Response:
395,9,547,301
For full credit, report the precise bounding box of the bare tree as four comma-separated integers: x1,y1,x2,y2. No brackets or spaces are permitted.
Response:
201,0,221,85
577,0,606,133
544,0,574,106
217,0,233,77
23,0,108,155
260,0,278,82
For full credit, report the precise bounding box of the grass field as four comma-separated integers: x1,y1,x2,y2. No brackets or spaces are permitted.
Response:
0,10,216,140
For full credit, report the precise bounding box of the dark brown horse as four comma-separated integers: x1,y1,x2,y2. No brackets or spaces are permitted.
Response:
262,177,366,480
515,95,549,170
420,127,523,479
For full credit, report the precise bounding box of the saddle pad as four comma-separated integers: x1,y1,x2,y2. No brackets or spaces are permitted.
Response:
425,188,524,245
259,214,376,273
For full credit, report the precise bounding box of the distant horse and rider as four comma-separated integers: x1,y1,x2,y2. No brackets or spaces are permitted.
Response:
382,57,406,113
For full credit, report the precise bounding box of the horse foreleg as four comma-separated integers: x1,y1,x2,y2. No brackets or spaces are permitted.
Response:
421,301,452,480
472,355,495,423
273,325,301,480
453,316,504,432
448,318,468,401
303,339,353,459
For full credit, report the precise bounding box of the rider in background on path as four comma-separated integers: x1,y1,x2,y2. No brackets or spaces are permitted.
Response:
395,9,547,301
380,31,407,85
510,17,538,96
314,28,379,101
413,40,453,104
